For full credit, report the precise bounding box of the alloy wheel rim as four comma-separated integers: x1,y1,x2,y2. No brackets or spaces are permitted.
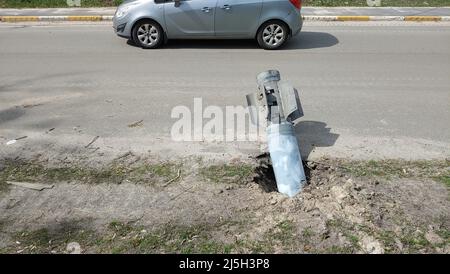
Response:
263,24,284,47
137,24,159,46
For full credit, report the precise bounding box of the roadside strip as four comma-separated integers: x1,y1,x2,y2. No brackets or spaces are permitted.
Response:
0,15,114,22
0,15,449,22
306,15,449,21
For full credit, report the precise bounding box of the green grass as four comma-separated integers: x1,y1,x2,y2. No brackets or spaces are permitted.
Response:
376,230,398,253
0,219,100,254
435,229,450,244
400,231,431,253
435,175,450,188
301,227,314,240
0,220,252,254
200,163,254,185
339,160,450,186
325,218,362,253
0,160,182,190
0,0,123,8
303,0,450,7
109,223,235,254
1,218,301,254
1,0,448,8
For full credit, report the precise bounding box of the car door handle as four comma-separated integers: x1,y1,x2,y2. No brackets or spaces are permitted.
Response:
221,4,231,10
201,7,212,13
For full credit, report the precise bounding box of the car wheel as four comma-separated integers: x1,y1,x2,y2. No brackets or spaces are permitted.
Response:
132,20,164,49
257,21,289,50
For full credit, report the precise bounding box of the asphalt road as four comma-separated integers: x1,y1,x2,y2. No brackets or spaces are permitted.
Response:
1,21,449,161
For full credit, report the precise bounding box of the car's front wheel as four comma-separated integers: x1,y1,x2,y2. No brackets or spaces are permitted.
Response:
132,20,164,49
257,21,289,50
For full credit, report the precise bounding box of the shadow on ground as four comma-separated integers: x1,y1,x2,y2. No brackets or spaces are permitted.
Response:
126,31,338,50
0,107,26,125
295,120,339,160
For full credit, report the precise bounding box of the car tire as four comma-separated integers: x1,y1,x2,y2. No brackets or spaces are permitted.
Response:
257,21,289,50
132,20,164,49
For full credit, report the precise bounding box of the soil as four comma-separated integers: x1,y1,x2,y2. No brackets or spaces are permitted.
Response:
0,153,448,254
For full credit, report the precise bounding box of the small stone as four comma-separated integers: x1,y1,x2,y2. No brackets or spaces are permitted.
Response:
66,242,82,254
395,239,403,250
331,186,347,204
361,236,384,254
230,157,241,163
270,199,277,205
425,231,443,245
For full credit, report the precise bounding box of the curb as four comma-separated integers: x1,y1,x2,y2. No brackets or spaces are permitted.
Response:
0,15,113,22
0,15,449,22
304,15,449,21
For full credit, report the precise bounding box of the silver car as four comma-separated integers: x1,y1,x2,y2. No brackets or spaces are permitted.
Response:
113,0,303,49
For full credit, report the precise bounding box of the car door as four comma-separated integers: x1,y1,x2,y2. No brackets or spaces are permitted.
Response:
164,0,217,38
215,0,263,37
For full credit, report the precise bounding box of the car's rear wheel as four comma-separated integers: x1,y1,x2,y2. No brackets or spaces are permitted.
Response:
257,21,289,50
132,20,163,49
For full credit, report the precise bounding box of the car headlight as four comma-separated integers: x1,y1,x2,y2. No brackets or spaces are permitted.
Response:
115,3,137,18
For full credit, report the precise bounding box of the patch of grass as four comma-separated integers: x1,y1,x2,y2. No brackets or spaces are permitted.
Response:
200,163,254,185
375,226,438,253
435,229,450,243
400,231,431,253
326,245,353,254
325,218,362,253
301,227,314,241
0,0,123,8
19,228,52,247
376,230,398,253
104,221,249,254
434,175,450,188
303,0,450,7
339,160,450,182
1,220,241,254
0,159,183,190
325,218,346,229
111,219,301,254
345,233,360,249
246,219,299,253
0,220,99,254
108,220,134,237
272,220,296,242
147,162,180,178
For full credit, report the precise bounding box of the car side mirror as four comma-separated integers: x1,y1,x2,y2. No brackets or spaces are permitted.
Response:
174,0,181,7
